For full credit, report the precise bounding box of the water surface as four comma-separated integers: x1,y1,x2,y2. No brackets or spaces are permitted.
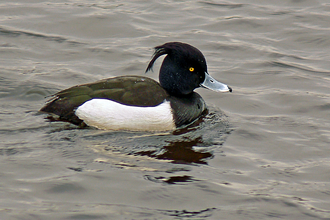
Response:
1,0,330,219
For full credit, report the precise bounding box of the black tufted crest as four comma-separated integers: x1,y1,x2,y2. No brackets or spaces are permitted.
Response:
146,42,207,73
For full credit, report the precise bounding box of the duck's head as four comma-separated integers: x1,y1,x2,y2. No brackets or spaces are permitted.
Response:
146,42,232,95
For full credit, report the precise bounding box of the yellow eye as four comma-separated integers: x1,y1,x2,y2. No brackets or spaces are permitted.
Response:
189,67,194,72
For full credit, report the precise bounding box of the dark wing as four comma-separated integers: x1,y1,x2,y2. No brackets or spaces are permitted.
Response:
40,76,168,125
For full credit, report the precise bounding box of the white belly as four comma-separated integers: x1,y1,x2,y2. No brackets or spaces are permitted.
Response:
75,99,175,131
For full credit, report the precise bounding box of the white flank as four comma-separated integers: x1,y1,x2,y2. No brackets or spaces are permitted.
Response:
75,99,175,131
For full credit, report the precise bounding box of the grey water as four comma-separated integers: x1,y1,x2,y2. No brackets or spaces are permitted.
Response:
1,0,330,219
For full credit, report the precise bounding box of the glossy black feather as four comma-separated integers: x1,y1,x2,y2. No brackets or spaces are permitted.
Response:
146,42,208,95
146,42,207,73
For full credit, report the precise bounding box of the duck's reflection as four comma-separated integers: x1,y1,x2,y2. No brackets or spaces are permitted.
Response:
135,136,213,164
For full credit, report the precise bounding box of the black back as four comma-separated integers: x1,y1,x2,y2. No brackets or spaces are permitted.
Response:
40,76,168,125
